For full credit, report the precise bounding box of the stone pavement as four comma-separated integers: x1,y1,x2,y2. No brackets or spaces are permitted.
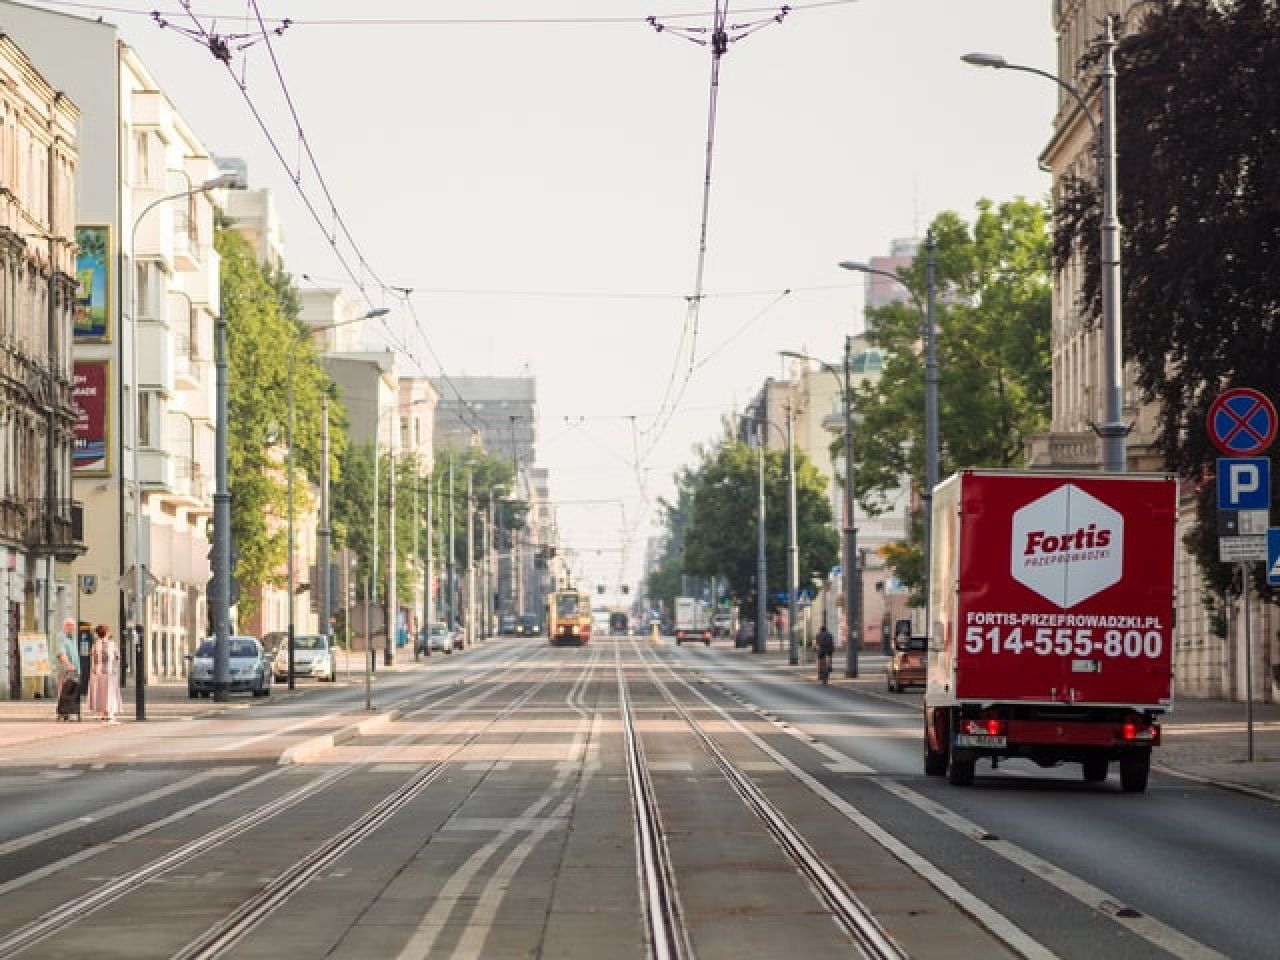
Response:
2,637,1278,803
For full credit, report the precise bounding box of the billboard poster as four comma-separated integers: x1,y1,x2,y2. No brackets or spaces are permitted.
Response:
72,360,111,476
19,634,50,679
73,224,111,341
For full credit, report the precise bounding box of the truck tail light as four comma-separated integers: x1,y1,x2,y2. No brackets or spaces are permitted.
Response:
1122,722,1137,741
961,717,1005,737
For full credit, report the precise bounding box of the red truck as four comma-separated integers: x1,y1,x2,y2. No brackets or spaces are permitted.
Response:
923,470,1178,793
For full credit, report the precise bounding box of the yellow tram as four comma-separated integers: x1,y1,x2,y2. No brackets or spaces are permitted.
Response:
548,589,592,646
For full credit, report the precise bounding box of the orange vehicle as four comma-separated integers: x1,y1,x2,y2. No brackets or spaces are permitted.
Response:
548,589,592,646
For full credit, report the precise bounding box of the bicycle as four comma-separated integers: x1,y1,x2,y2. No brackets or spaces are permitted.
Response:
817,652,832,686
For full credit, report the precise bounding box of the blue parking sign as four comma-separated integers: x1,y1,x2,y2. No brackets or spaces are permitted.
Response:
1217,457,1270,511
1270,530,1280,586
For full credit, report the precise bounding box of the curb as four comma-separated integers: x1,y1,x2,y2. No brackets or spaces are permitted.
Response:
277,709,402,765
1152,763,1280,805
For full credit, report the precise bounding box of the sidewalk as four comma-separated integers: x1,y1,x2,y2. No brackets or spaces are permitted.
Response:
0,641,431,752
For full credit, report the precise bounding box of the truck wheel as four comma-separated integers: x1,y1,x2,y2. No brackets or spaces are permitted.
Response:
1119,749,1151,793
923,717,947,776
946,742,975,786
1082,757,1109,782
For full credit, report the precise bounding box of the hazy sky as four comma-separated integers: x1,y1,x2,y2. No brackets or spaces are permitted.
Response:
26,0,1056,594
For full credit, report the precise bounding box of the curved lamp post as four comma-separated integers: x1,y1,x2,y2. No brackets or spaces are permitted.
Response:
840,234,938,646
130,173,233,717
962,18,1125,473
781,342,861,677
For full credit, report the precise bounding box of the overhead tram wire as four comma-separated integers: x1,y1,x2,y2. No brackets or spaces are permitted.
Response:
37,0,864,27
162,9,484,430
639,3,790,465
160,5,390,317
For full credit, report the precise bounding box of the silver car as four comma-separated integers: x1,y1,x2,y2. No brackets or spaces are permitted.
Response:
272,634,337,682
188,636,272,698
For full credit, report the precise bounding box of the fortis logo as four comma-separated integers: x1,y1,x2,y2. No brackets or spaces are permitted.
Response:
1023,524,1112,557
1010,485,1123,607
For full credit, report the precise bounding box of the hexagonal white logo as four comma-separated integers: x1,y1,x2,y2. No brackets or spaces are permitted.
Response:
1011,485,1123,607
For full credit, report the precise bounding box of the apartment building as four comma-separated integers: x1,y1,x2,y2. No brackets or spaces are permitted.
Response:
0,33,81,699
1030,0,1269,700
4,5,227,682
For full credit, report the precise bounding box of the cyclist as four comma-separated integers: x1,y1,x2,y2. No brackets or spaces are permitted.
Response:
816,623,835,685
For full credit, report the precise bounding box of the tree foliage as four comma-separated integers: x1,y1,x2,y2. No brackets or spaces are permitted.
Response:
855,199,1052,594
218,227,348,613
645,459,701,616
682,441,838,613
1053,0,1280,594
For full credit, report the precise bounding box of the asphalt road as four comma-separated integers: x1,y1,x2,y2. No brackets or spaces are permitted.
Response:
0,637,1275,959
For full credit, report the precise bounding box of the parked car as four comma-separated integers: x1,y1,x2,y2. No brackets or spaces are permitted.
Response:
417,622,453,655
272,634,336,682
188,636,272,698
886,635,928,692
499,614,518,635
519,613,541,636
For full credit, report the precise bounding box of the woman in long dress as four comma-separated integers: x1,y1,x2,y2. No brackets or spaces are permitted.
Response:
87,624,122,721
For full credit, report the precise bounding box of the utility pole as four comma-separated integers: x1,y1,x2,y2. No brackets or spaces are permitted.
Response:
211,316,231,702
842,335,859,678
423,473,432,656
786,402,799,666
385,416,396,667
448,455,455,634
755,424,768,655
318,396,331,643
466,470,475,647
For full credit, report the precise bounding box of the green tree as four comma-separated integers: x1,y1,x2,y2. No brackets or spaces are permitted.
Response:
1053,0,1280,597
218,227,346,615
646,457,703,616
683,441,838,613
855,199,1052,596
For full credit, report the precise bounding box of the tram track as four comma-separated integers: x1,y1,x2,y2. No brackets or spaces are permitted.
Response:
172,649,583,960
616,643,694,960
0,646,553,960
628,639,908,960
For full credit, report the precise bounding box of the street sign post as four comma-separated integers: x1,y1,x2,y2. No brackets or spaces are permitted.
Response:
1269,529,1280,587
1208,387,1277,457
1217,457,1270,511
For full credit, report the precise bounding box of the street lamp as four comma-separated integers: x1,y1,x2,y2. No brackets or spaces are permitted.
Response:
744,412,798,665
963,17,1125,472
780,343,860,677
840,232,938,647
130,172,233,717
286,306,388,689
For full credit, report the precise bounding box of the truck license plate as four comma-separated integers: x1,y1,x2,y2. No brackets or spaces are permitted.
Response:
955,734,1007,748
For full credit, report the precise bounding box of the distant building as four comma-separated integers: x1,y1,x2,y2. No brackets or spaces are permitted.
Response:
5,4,227,682
431,376,536,465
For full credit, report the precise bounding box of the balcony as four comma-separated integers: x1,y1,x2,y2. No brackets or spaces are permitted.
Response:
138,323,175,396
172,209,200,272
139,447,178,492
22,499,86,561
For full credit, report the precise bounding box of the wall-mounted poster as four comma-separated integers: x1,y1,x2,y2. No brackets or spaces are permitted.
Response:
74,224,111,341
72,360,111,476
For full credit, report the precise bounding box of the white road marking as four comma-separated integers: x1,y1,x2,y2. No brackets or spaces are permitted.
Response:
0,768,246,858
681,680,1059,960
876,779,1230,960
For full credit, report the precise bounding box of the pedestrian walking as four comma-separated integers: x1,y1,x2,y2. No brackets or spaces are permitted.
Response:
87,624,122,722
